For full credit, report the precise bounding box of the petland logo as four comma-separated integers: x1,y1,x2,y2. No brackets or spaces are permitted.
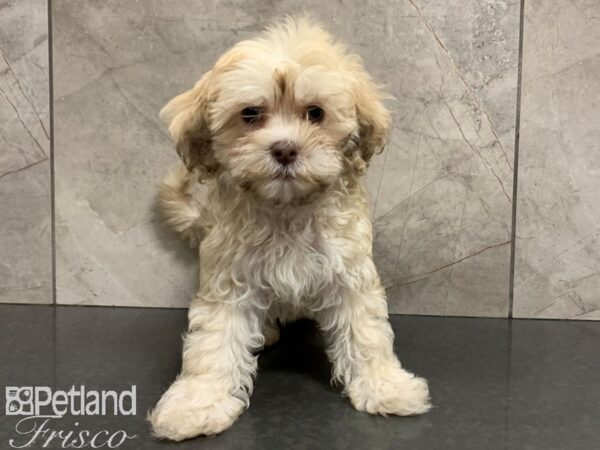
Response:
4,386,137,448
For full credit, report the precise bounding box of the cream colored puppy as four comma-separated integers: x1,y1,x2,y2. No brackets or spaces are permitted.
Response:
149,18,431,441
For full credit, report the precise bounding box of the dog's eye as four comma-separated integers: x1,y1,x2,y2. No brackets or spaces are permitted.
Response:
241,106,264,125
305,105,324,123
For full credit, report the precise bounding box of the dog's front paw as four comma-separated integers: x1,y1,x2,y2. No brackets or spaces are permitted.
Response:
348,368,431,416
148,376,245,441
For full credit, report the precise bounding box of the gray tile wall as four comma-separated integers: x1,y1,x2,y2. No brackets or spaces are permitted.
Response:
513,0,600,319
372,0,519,317
52,0,197,307
0,0,51,304
0,0,598,320
51,0,518,314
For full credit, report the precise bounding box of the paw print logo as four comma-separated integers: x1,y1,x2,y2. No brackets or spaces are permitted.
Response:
5,387,34,416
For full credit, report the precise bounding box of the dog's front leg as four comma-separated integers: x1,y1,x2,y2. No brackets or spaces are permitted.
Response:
317,263,431,416
149,298,261,441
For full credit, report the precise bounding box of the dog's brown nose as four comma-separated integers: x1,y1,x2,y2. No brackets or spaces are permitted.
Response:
270,141,298,166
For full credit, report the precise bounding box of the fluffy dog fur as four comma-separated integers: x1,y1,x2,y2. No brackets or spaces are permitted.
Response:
149,18,431,441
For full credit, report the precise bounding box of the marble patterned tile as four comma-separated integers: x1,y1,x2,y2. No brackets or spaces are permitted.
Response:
513,0,600,320
0,0,52,304
370,0,518,316
54,0,517,314
413,0,520,156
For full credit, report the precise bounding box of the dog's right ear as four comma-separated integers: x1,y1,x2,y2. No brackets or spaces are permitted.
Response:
160,72,218,179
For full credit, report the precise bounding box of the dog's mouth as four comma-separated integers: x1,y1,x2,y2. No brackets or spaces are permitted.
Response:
273,165,297,180
274,173,295,180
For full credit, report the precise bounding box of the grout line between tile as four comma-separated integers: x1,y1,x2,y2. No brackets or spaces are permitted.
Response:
503,317,514,446
48,0,56,306
52,299,57,388
509,0,526,319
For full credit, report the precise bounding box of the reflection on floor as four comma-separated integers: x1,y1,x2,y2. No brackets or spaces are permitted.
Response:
0,305,598,450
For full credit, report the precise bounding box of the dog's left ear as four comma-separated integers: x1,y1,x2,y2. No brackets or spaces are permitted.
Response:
347,66,391,174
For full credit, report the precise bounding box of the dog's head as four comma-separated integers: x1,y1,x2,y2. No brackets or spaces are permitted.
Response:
161,18,390,204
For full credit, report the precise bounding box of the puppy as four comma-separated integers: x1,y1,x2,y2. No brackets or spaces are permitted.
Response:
149,17,431,441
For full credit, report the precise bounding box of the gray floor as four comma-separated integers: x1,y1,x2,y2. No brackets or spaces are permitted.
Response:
0,305,598,449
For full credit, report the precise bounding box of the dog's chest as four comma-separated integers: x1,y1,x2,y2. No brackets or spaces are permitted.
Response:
238,221,342,303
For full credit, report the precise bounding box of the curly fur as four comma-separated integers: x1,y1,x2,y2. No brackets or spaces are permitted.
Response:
149,17,431,442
